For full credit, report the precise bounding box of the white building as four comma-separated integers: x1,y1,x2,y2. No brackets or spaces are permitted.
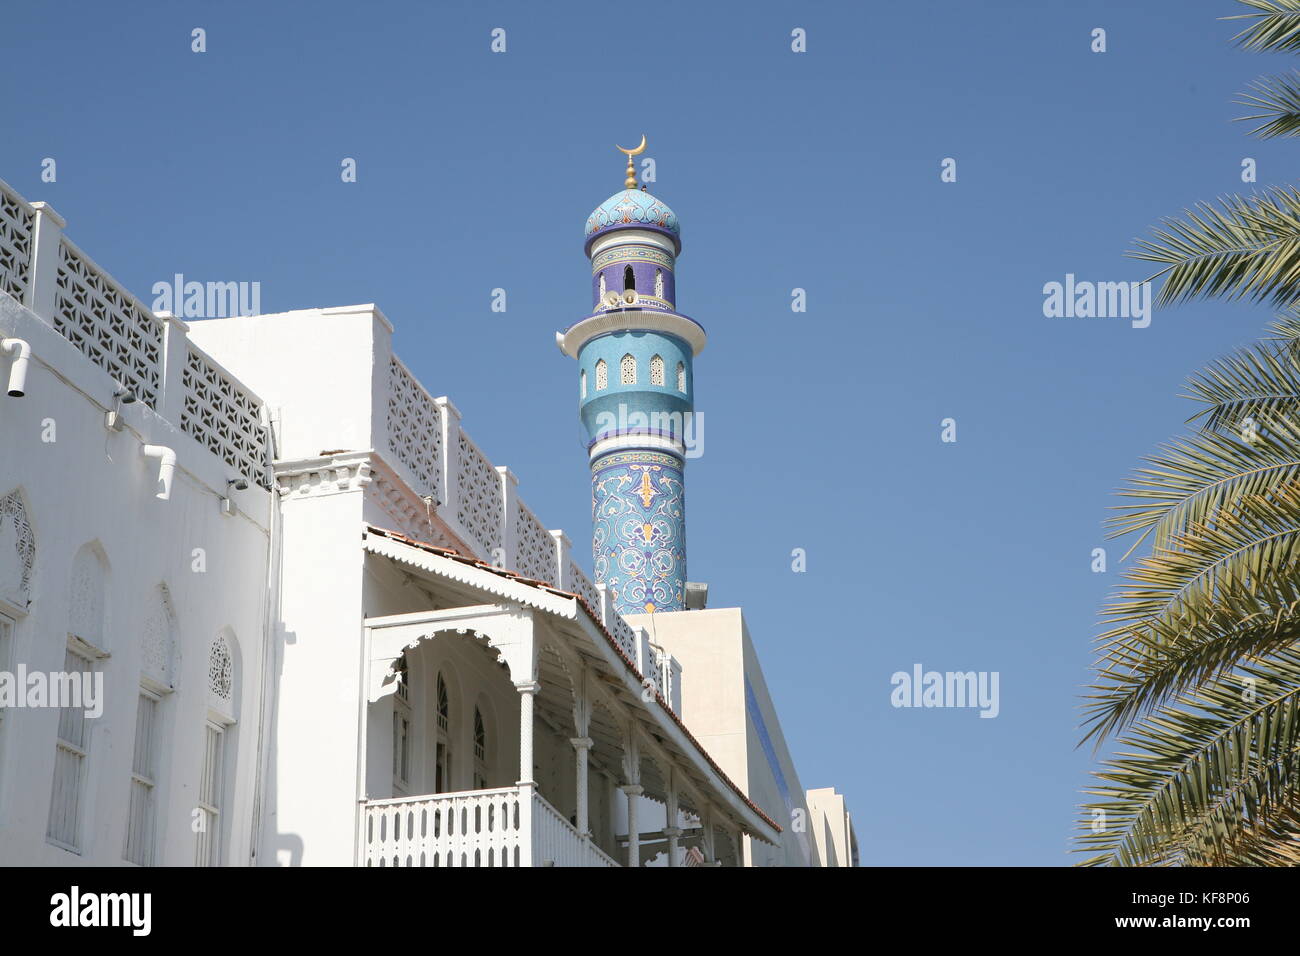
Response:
0,172,856,866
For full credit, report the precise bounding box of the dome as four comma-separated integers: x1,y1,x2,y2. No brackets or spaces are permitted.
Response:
585,189,680,252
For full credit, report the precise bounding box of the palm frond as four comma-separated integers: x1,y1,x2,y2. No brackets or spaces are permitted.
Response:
1238,72,1300,138
1266,302,1300,341
1183,338,1300,433
1105,416,1300,551
1085,559,1300,744
1227,0,1300,54
1130,188,1300,310
1076,648,1300,866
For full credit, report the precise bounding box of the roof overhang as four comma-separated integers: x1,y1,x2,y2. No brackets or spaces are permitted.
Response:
362,526,781,845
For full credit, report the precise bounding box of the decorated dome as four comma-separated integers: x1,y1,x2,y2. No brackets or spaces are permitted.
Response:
585,189,680,251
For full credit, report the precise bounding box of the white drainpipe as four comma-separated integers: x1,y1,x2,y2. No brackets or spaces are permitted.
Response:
1,338,31,397
141,444,177,500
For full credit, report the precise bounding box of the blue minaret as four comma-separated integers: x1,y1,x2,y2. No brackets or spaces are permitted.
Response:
556,138,706,615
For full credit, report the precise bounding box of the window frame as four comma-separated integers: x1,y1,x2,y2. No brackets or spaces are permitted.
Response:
46,641,102,854
123,686,162,866
195,716,228,867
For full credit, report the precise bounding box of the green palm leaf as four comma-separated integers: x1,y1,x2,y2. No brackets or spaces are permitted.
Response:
1183,337,1300,433
1077,648,1300,866
1130,188,1300,310
1238,71,1300,138
1227,0,1300,54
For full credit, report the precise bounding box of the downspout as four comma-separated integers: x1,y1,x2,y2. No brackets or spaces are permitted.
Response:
249,408,281,864
2,337,31,396
140,445,176,500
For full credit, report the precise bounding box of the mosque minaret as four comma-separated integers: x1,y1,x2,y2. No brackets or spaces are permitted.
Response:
555,137,706,615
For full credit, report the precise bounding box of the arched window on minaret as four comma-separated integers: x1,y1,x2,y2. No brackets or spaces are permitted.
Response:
595,359,608,391
650,355,664,386
580,369,587,398
676,361,686,392
624,266,635,292
654,269,664,299
598,272,606,299
620,353,636,385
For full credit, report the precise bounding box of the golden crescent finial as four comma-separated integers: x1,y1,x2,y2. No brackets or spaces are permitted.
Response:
616,135,647,189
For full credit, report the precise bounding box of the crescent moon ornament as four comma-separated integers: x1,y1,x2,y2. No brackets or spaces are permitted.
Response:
617,134,647,189
616,135,647,158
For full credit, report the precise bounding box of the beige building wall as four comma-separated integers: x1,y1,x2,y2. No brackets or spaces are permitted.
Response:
807,786,859,867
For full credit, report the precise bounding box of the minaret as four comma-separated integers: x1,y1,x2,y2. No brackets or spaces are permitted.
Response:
556,137,706,615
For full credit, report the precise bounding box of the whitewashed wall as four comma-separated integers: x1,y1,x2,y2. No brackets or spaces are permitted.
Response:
0,292,273,866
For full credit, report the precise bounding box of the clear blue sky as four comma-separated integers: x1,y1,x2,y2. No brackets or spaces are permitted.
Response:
2,0,1289,865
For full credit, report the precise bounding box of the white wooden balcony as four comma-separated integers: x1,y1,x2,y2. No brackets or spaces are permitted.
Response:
360,785,620,867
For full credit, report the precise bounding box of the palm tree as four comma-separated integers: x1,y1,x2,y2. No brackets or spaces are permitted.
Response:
1077,0,1300,867
1078,316,1300,864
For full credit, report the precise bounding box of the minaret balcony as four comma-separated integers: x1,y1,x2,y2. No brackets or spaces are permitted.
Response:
557,308,706,360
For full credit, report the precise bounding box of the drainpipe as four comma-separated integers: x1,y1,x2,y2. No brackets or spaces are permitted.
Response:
140,445,177,500
1,338,31,397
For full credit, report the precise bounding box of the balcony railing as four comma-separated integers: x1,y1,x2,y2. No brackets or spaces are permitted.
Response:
360,785,619,867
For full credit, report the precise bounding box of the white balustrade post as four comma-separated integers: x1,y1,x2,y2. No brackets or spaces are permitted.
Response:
596,582,614,628
497,465,518,569
434,396,460,520
665,770,681,867
550,529,571,590
636,628,655,684
570,736,592,838
620,719,642,868
622,784,643,868
24,201,65,322
516,680,539,786
516,679,539,868
156,311,190,426
703,804,717,866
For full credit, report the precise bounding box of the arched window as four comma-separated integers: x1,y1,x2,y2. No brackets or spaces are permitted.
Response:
650,355,665,386
49,543,109,852
580,369,587,399
435,672,451,793
620,353,636,385
473,706,488,789
676,361,686,392
196,628,237,866
598,272,606,299
654,269,664,299
623,266,635,291
208,633,234,706
595,359,608,391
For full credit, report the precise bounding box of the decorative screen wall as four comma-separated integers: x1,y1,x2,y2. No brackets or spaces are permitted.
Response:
0,184,33,302
53,240,164,408
456,432,501,558
386,357,442,500
181,348,271,489
514,502,554,583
